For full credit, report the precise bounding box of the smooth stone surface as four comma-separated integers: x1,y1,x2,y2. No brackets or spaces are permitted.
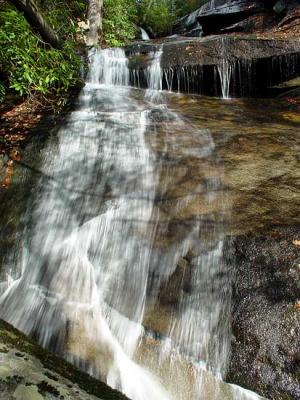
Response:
135,334,267,400
0,319,128,400
13,385,44,400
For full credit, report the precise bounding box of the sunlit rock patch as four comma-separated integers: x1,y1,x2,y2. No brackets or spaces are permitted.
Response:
0,319,128,400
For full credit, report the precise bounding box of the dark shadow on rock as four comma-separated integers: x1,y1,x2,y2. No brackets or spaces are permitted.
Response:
225,225,300,400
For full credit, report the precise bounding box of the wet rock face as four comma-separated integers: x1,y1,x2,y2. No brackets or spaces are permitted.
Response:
126,37,300,97
0,319,128,400
173,0,270,36
226,226,300,400
158,257,192,307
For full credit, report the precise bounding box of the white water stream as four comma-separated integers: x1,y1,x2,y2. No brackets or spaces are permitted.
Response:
0,48,263,400
216,37,232,99
217,59,232,99
140,27,150,41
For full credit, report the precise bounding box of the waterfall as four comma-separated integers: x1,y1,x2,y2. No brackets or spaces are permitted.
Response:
140,27,150,41
0,47,170,400
217,59,232,99
146,46,163,102
0,47,264,400
88,47,129,86
216,37,232,99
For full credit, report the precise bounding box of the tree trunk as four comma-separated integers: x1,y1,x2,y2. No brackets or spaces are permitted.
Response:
8,0,62,49
86,0,103,47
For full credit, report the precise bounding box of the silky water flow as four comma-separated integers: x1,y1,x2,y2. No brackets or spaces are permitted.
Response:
0,47,264,400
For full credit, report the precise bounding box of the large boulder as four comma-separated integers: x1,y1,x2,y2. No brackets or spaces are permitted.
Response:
173,0,300,36
197,0,268,35
173,0,270,36
225,226,300,400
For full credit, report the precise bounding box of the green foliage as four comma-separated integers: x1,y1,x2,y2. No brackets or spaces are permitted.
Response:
137,0,174,35
0,5,82,99
135,0,209,35
39,0,86,39
103,0,137,47
175,0,208,18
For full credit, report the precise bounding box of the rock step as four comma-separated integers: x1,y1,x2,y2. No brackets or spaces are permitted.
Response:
125,37,300,97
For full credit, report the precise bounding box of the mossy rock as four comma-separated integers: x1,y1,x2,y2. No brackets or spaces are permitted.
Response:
0,319,129,400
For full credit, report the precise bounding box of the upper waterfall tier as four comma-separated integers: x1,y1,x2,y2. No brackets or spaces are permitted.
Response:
125,36,300,97
88,48,129,86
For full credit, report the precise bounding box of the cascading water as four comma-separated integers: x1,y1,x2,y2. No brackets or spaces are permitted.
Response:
89,47,129,85
0,47,264,400
140,27,150,41
146,46,164,102
0,47,170,400
217,59,232,99
216,37,232,99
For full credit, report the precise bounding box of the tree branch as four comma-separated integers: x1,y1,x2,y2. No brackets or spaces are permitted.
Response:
7,0,62,49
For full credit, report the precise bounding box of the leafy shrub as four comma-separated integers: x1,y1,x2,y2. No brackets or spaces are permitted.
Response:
103,0,137,47
137,0,174,36
38,0,87,39
0,8,81,97
136,0,209,36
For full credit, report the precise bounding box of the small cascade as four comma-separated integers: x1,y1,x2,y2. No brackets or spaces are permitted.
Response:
146,46,164,101
163,68,175,91
167,241,231,377
217,59,232,100
129,45,233,98
140,27,150,41
216,37,233,99
217,59,232,99
88,47,129,86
